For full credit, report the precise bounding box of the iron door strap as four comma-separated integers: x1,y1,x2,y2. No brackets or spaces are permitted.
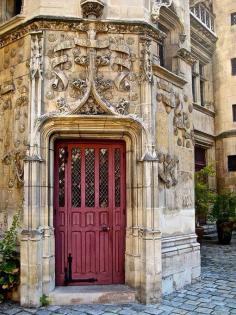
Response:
64,253,97,285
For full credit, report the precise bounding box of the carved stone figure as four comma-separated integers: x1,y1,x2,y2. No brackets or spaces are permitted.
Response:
158,152,179,188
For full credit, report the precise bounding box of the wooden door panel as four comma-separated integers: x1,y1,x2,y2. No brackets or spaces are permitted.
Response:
55,141,125,286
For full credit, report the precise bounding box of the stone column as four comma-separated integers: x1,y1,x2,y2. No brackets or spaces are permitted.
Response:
139,156,162,304
20,154,44,307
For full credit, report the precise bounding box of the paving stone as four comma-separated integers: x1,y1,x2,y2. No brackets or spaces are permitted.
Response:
35,311,52,315
180,304,197,311
4,308,22,315
1,236,236,315
195,307,213,314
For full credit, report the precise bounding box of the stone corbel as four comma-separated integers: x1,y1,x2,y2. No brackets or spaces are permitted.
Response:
151,0,173,23
176,48,196,66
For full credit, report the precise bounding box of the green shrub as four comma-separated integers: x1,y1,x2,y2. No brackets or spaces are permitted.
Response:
195,165,216,225
0,210,21,303
210,191,236,223
40,294,50,307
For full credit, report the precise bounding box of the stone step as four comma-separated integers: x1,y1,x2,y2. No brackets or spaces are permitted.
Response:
49,285,136,305
203,233,218,240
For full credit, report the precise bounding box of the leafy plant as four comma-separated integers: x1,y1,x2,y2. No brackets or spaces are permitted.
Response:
209,191,236,223
195,165,216,226
0,210,21,303
40,294,50,307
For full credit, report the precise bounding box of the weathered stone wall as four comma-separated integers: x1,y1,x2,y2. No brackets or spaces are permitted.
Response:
0,35,30,235
213,0,236,190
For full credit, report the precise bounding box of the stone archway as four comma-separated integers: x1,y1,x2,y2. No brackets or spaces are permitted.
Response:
20,115,162,306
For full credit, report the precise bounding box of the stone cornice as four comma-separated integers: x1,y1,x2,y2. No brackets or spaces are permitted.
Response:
216,130,236,140
193,102,215,118
153,64,187,88
0,16,166,48
194,130,215,148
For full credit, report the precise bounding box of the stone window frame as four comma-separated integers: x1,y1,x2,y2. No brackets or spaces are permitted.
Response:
190,2,215,33
191,60,207,107
0,0,23,25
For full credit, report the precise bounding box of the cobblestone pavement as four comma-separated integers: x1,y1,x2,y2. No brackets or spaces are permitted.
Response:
1,235,236,315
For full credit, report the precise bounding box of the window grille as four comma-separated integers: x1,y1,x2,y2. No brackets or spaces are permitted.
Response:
231,58,236,76
228,155,236,172
231,12,236,26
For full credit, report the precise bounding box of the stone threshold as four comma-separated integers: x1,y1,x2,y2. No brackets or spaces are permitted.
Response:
49,284,136,305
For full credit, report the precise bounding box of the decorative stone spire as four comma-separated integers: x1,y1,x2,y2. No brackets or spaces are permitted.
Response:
151,0,173,23
80,0,105,19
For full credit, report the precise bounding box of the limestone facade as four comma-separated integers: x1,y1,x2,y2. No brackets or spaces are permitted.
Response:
0,0,214,307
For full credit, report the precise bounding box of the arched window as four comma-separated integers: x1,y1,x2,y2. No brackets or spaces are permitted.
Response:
0,0,22,24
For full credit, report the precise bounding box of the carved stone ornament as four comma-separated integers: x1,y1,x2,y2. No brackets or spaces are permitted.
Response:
140,36,153,83
2,151,25,187
39,23,138,122
78,97,106,115
151,0,173,23
30,32,43,80
176,48,196,66
80,0,105,19
173,101,194,148
158,152,179,188
116,99,130,115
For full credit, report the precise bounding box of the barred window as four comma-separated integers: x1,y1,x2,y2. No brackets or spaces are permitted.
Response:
228,155,236,172
231,59,236,76
232,105,236,122
231,12,236,26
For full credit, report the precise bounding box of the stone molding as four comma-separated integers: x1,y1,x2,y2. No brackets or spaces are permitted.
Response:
193,102,215,118
153,64,187,88
0,16,165,48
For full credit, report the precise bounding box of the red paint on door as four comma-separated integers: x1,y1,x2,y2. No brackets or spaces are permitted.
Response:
54,141,126,286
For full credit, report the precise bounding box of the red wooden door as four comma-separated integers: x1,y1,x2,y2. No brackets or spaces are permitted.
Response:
54,141,126,286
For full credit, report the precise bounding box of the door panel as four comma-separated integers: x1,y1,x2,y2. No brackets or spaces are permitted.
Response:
54,141,126,286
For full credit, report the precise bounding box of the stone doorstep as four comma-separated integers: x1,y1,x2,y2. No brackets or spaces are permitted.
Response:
48,284,136,305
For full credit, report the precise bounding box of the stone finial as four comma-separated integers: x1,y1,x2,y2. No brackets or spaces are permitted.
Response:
80,0,105,19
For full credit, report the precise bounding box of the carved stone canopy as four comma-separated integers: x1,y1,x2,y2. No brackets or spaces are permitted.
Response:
151,0,173,23
80,0,105,19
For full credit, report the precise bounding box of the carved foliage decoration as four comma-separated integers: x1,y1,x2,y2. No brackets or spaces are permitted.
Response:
140,36,153,83
30,32,43,80
43,24,139,120
158,152,179,188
